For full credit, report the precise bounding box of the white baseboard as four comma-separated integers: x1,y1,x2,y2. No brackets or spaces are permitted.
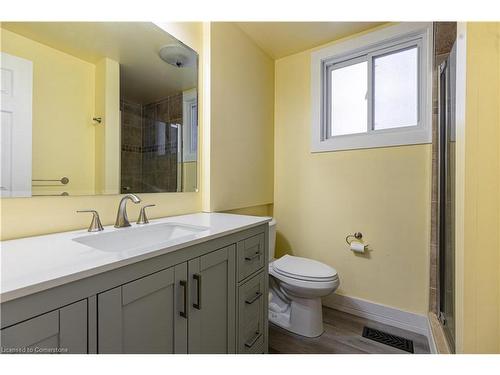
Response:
323,294,435,352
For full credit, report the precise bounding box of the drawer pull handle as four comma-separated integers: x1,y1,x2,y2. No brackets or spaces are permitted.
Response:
193,273,202,310
179,280,188,318
244,331,262,348
245,251,261,261
245,291,263,305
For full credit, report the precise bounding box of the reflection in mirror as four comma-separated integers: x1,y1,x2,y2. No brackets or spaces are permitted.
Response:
0,22,198,198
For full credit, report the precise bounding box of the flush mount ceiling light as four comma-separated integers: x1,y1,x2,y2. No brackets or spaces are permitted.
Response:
158,44,196,68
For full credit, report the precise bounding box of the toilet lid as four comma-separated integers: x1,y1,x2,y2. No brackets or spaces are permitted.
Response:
272,255,338,282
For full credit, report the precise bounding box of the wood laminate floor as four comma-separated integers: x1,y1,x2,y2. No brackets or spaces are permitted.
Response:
269,307,430,354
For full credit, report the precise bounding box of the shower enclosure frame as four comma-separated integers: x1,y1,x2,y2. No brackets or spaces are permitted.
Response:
437,43,457,352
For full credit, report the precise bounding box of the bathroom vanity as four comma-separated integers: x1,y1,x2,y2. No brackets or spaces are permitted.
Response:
0,213,270,354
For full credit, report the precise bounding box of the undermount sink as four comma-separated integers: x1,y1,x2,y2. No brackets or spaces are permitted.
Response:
73,222,209,252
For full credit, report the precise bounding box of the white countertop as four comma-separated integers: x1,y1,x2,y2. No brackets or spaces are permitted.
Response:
0,212,271,303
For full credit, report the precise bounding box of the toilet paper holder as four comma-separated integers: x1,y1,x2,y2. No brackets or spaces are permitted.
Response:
345,232,364,245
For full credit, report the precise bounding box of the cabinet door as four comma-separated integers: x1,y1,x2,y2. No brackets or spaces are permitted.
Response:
188,245,236,353
97,264,188,353
0,299,87,354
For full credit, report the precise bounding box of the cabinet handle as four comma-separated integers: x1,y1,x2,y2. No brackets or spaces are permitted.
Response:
244,331,262,348
245,291,263,305
245,251,261,261
179,280,188,318
193,273,202,310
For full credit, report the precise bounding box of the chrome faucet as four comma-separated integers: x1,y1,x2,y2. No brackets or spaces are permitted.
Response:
115,194,141,228
77,210,104,232
137,204,156,225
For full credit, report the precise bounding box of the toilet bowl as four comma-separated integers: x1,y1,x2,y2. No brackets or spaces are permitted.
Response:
268,219,340,337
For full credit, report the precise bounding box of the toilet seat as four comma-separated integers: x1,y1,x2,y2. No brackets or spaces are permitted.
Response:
271,255,338,282
269,255,340,303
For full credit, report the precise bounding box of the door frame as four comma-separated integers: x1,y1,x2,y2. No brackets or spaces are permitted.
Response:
1,51,33,197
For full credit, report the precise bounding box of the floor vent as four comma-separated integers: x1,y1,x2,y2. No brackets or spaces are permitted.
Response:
362,327,414,353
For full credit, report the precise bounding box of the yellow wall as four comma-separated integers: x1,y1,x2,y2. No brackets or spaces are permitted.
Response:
1,27,96,196
0,23,204,241
224,204,273,217
94,57,120,195
208,22,274,211
455,22,500,353
274,29,431,315
182,161,197,192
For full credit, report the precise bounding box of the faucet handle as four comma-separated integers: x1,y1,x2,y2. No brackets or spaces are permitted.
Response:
77,210,104,232
137,204,156,225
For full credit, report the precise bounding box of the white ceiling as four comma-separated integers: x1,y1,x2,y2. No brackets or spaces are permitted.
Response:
236,22,386,59
2,22,198,104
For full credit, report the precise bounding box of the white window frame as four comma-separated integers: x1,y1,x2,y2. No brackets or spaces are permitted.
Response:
182,88,198,162
311,22,433,153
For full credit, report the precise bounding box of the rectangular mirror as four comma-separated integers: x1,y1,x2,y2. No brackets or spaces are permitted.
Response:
0,22,198,197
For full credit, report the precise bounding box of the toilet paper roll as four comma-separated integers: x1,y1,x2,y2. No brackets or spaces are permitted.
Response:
350,241,366,253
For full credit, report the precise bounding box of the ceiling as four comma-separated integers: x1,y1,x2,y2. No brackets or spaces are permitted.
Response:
236,22,386,59
2,22,384,102
2,22,198,104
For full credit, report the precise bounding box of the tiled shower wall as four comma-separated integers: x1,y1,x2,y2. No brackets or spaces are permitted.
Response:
142,93,182,193
429,22,457,314
121,100,143,193
120,92,183,193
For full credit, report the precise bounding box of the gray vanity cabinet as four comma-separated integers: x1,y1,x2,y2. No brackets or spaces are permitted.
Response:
97,264,188,354
97,245,237,354
1,223,268,355
188,245,236,353
0,299,87,354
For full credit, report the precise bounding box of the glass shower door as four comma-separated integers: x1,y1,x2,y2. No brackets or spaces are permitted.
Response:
438,43,456,351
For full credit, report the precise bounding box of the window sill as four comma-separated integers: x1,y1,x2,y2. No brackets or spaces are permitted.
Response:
311,126,432,153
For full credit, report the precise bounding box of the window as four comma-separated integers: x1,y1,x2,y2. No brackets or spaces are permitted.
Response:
330,60,368,136
182,88,198,162
311,23,432,152
373,46,418,130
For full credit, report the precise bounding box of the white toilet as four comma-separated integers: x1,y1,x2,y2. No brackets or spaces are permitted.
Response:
268,219,340,337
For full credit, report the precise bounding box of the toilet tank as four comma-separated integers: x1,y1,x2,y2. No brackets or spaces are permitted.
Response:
268,218,276,261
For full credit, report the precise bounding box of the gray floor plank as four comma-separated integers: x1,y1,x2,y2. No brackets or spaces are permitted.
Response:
269,307,430,354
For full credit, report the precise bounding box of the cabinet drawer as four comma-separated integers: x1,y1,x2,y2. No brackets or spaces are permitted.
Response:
237,233,265,281
237,271,265,354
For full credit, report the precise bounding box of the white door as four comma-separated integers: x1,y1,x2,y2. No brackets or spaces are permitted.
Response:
0,52,33,197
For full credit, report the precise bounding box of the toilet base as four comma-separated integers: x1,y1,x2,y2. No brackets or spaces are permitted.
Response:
269,292,324,338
